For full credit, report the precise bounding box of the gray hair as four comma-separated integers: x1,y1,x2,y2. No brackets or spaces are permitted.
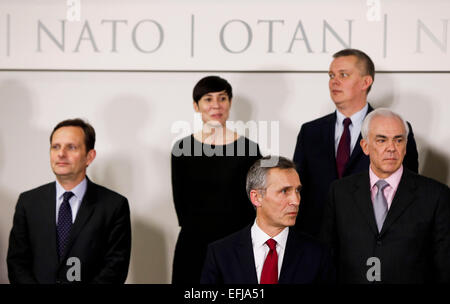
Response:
246,155,296,199
361,108,409,141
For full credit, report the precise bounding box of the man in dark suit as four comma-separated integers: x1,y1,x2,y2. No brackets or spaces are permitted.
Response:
7,118,131,284
293,48,418,237
320,109,450,283
201,156,335,284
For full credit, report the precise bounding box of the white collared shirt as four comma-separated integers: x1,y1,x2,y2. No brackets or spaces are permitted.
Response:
251,220,289,283
55,178,87,224
335,103,369,155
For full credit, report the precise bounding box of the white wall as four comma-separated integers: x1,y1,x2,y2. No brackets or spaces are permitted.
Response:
0,0,449,283
0,71,449,283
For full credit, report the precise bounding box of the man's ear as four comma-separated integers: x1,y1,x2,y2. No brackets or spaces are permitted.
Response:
86,149,96,167
360,138,369,156
250,189,262,208
362,75,373,91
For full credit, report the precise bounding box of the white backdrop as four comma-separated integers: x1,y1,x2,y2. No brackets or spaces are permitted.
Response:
0,0,449,283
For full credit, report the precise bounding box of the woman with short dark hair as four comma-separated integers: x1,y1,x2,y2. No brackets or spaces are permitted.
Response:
171,76,262,284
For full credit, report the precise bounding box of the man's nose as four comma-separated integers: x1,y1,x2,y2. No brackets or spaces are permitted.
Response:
58,148,67,157
386,140,397,152
290,193,300,206
330,77,340,86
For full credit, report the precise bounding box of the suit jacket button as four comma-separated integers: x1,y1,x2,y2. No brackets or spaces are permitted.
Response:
376,241,382,246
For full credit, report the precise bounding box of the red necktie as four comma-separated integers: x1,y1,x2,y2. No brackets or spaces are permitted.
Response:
336,117,352,178
260,239,278,284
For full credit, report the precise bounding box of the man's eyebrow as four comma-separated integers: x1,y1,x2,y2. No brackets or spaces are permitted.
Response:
278,185,302,191
279,185,292,190
329,68,351,72
276,185,293,191
375,134,405,138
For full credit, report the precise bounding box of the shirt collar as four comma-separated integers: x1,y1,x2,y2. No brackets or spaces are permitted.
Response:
336,103,369,126
251,220,289,250
56,177,88,202
369,165,403,190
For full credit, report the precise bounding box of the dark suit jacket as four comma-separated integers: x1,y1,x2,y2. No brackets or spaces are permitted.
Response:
293,104,419,237
200,225,335,284
320,169,450,284
7,177,132,284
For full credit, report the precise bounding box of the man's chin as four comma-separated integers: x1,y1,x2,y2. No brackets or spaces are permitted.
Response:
54,172,76,181
381,164,401,174
285,217,297,227
330,97,345,106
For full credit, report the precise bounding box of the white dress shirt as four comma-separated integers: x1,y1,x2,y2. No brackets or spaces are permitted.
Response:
335,103,369,155
55,178,87,224
251,220,289,283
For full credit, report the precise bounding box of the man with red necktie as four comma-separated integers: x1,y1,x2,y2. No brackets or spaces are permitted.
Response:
200,156,335,284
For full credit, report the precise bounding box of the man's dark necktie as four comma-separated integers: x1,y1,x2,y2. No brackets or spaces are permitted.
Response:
260,239,278,284
57,191,74,260
336,117,352,178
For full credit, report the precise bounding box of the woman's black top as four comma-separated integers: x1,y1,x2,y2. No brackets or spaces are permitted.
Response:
171,134,262,283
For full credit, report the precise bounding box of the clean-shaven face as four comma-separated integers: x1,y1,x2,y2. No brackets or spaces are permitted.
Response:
258,168,302,229
361,116,407,178
328,55,369,108
50,126,95,184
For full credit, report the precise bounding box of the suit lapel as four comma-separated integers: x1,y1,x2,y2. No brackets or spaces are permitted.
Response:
344,104,373,175
236,226,258,284
352,172,379,235
60,178,97,263
41,182,59,265
345,133,363,171
324,112,338,178
380,170,417,236
279,229,304,283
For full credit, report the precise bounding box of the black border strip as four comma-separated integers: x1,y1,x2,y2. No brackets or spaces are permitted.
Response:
0,69,449,73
